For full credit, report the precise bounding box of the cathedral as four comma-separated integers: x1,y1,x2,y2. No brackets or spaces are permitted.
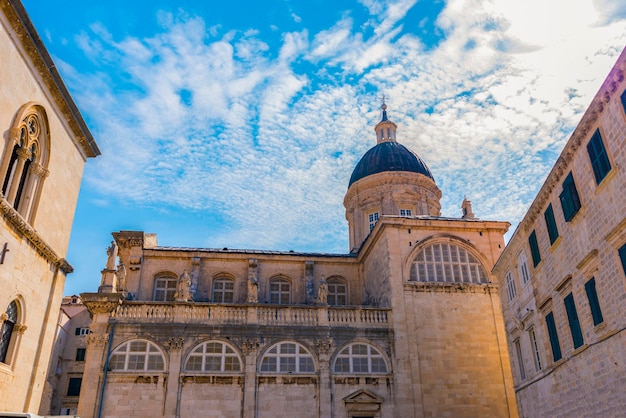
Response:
78,104,517,418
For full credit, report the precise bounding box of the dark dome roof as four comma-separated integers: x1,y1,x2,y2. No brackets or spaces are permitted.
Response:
349,141,434,187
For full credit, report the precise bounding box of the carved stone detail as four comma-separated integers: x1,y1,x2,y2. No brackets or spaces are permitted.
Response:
315,338,332,355
165,336,185,351
242,338,260,354
13,324,27,334
86,333,109,348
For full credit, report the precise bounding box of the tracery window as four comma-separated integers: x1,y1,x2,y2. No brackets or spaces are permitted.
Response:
269,278,291,304
0,300,18,363
0,105,50,223
185,341,241,372
327,279,347,306
109,340,165,371
333,343,388,374
212,277,235,303
259,342,315,373
153,275,177,301
409,242,488,283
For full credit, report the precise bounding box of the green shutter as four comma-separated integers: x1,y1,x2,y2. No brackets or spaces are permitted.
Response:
559,172,581,222
619,244,626,277
544,204,559,244
545,312,562,362
529,231,541,267
584,278,603,326
587,130,611,184
564,293,584,349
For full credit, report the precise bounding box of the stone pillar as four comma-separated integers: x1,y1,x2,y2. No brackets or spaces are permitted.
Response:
163,337,185,418
316,338,332,418
6,147,30,205
241,338,259,418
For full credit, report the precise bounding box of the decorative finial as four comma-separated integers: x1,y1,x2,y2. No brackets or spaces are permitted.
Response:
378,94,389,121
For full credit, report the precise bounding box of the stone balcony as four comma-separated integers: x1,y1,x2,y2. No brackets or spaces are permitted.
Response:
109,301,391,329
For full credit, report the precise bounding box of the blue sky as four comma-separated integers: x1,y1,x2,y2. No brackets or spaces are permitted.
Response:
20,0,626,296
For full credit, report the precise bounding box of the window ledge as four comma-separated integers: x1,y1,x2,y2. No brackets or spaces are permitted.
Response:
0,361,14,376
594,167,617,194
549,236,562,253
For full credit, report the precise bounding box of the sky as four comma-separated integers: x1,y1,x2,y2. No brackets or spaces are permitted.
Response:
20,0,626,296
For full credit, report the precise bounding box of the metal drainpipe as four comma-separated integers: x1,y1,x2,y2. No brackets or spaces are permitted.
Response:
97,321,116,418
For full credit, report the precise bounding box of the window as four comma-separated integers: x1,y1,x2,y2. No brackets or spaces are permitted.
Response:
109,340,165,371
587,129,611,184
513,339,526,380
368,212,379,231
0,105,50,222
584,278,603,326
505,271,517,301
564,293,584,349
619,244,626,277
544,204,559,245
545,312,562,362
327,279,347,306
529,328,542,372
66,377,82,397
559,172,581,222
260,342,315,373
409,242,489,283
269,278,291,304
621,89,626,113
212,277,235,303
333,343,388,374
153,276,177,301
400,208,412,217
74,327,90,336
185,341,241,372
75,348,86,362
528,231,541,267
517,251,530,285
0,300,18,363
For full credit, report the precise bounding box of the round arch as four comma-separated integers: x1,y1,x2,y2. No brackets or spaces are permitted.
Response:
331,340,390,374
108,338,167,372
258,340,317,374
184,339,243,373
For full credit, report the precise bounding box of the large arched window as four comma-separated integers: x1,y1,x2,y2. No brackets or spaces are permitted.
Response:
212,277,235,303
269,278,291,304
327,278,347,306
259,342,315,373
0,300,19,363
333,343,388,374
109,339,165,371
0,104,50,223
153,274,177,301
409,242,488,283
185,341,241,372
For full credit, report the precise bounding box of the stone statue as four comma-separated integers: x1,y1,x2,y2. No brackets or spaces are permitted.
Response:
175,270,192,302
105,240,118,270
247,272,258,303
317,277,328,305
116,260,127,292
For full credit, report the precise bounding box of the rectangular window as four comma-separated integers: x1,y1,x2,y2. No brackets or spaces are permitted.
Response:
505,271,517,301
529,328,543,371
514,339,526,380
545,312,562,362
559,172,581,222
544,204,559,245
619,244,626,277
584,278,604,326
67,377,82,397
368,212,379,231
517,251,530,285
528,230,541,267
400,209,412,216
75,327,90,336
75,347,86,362
587,129,612,184
564,293,584,349
621,89,626,113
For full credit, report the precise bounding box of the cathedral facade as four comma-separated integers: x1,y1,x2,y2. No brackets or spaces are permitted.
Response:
79,106,517,418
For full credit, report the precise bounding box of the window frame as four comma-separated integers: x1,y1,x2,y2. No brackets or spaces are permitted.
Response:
505,271,517,302
564,293,584,349
586,129,611,185
212,277,235,303
517,251,531,285
66,377,82,397
153,275,178,302
545,312,562,362
368,211,380,231
544,203,559,245
409,241,489,284
559,172,581,222
259,341,315,374
269,278,291,305
327,278,348,306
399,208,412,217
0,300,19,364
528,230,541,268
529,327,543,372
108,339,166,372
75,347,86,362
185,340,242,373
333,343,388,375
584,277,603,326
513,338,526,380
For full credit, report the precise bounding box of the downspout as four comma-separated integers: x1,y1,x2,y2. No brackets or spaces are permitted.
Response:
97,321,116,418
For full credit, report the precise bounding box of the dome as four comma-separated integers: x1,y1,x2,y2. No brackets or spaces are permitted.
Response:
348,141,435,187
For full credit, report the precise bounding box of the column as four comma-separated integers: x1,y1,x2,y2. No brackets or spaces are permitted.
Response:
163,337,184,418
241,338,259,418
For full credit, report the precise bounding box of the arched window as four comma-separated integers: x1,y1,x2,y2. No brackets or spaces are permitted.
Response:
153,275,177,301
333,343,388,374
269,278,290,304
185,341,241,372
212,277,235,303
0,300,18,363
109,340,165,371
0,104,50,223
327,278,347,306
409,242,488,283
259,342,315,373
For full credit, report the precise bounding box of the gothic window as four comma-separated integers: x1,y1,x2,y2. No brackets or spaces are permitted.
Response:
409,242,488,283
109,340,165,371
212,277,235,303
327,278,347,306
0,300,18,363
153,275,177,301
185,341,241,372
0,105,50,223
269,278,291,304
259,342,315,373
333,343,388,374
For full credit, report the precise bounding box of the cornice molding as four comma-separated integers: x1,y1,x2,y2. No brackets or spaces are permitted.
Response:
403,281,498,294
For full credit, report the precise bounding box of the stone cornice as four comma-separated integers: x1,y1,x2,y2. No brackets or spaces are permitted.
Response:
0,195,73,274
403,281,498,294
80,292,123,316
0,0,100,158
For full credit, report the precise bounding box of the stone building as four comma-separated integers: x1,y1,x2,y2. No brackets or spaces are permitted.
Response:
0,0,99,413
492,48,626,417
39,296,91,416
79,104,517,418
